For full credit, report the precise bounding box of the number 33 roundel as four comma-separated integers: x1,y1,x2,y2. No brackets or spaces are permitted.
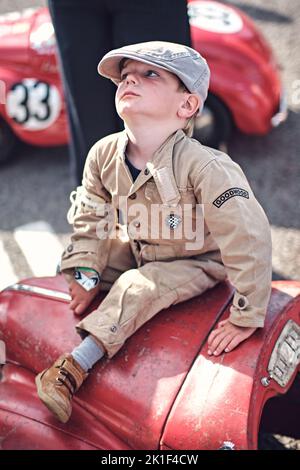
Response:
6,78,61,130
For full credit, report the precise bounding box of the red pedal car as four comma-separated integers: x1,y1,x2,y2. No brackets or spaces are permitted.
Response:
0,275,299,450
0,1,287,163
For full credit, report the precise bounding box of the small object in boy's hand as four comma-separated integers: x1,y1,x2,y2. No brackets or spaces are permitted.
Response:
74,267,100,291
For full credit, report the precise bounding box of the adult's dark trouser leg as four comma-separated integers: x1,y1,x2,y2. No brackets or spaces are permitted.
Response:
48,0,120,184
111,0,191,47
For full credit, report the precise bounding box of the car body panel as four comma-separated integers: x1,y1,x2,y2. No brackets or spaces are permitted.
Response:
0,8,68,147
189,0,283,134
0,276,233,450
0,365,102,450
0,277,300,449
161,281,300,450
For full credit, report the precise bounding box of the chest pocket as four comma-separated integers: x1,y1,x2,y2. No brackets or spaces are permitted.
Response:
175,190,204,250
142,180,203,250
144,181,162,204
136,187,204,261
179,189,196,206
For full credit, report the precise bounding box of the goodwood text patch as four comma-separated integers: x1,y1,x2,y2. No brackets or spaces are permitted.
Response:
213,187,249,208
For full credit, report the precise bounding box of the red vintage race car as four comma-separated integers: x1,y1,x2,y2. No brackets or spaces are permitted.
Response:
0,1,287,163
0,275,299,450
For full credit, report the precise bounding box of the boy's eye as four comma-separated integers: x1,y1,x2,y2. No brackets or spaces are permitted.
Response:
119,69,159,82
120,72,128,81
145,70,159,78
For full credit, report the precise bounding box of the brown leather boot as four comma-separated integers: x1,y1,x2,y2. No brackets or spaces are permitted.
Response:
35,354,88,423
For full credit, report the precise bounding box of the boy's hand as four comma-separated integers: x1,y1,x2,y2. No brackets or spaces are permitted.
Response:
69,280,101,316
207,319,257,356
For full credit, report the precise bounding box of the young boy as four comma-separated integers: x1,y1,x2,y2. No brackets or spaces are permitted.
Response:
36,42,272,423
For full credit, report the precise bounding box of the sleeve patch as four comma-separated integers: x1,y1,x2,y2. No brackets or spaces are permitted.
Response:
213,187,249,208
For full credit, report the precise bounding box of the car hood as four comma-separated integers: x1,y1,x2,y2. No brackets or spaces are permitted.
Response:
0,275,233,449
0,7,56,64
188,0,274,63
188,1,282,131
0,8,38,62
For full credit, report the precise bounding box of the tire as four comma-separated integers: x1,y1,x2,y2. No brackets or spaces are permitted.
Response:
192,93,232,148
0,118,18,163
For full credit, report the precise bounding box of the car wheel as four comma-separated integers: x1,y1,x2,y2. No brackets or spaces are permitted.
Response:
192,93,232,149
0,118,18,163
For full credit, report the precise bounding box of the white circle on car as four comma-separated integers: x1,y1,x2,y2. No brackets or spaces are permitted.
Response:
6,78,61,130
188,1,243,34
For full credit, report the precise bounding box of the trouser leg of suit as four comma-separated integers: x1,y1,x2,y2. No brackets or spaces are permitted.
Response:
48,0,191,184
48,0,119,185
76,248,227,358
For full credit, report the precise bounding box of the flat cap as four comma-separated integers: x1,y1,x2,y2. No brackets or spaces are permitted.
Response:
98,41,210,112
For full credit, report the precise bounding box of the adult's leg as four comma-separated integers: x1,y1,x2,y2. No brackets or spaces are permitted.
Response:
48,0,120,184
110,0,191,47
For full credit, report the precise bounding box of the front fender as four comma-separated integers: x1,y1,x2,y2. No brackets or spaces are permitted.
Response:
0,67,68,146
200,45,281,135
161,281,300,450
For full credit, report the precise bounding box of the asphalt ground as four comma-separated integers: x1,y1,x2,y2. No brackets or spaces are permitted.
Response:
0,0,299,450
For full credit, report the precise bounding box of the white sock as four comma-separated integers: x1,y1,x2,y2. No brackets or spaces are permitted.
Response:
71,335,104,372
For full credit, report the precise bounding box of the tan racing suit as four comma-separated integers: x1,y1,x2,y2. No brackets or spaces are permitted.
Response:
61,129,272,357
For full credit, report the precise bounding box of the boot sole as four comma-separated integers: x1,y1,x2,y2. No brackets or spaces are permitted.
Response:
35,372,70,424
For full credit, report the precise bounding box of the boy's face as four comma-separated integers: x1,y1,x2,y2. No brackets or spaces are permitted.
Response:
115,59,189,123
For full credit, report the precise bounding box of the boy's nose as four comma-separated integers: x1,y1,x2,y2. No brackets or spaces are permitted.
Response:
125,72,138,85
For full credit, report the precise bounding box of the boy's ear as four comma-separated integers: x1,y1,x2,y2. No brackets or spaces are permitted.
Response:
178,93,201,119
